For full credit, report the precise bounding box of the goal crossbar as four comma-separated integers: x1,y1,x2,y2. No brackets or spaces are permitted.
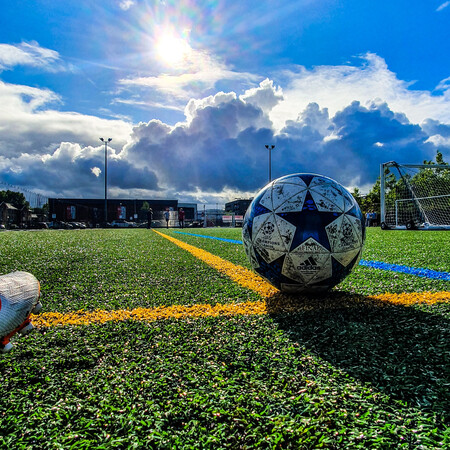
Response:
395,194,450,203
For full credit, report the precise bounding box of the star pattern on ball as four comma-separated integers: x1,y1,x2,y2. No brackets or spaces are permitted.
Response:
242,174,365,293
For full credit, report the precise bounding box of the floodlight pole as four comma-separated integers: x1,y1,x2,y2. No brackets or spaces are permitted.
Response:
265,145,275,182
100,138,112,223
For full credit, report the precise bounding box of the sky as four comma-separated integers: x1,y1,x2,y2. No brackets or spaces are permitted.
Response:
0,0,449,207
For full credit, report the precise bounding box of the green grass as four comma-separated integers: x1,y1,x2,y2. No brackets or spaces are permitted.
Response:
0,230,261,312
0,228,449,449
168,228,450,295
169,227,450,271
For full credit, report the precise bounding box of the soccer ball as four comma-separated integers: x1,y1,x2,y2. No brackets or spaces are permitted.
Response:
242,173,365,293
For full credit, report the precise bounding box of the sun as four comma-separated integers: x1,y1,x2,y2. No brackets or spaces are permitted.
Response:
156,32,191,66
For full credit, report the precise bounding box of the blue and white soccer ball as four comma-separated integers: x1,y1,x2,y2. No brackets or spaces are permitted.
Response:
242,173,365,294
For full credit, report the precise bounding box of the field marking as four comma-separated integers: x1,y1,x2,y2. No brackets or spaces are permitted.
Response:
32,302,267,327
30,231,449,329
173,231,450,281
157,232,450,300
173,231,243,244
153,230,278,298
32,291,450,328
358,260,450,281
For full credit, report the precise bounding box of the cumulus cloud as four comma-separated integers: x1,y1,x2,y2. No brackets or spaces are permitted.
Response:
0,142,159,199
240,79,284,114
91,167,102,177
0,41,68,72
270,53,450,131
0,81,132,157
1,53,449,203
121,82,446,200
422,118,450,148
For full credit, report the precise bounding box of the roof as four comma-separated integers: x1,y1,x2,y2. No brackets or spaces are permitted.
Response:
0,202,18,210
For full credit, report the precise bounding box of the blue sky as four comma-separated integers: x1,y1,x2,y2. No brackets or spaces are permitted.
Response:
0,0,449,205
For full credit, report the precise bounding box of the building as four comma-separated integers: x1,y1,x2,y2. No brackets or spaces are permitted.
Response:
0,203,36,229
0,202,18,227
178,203,197,221
48,198,197,226
225,199,252,216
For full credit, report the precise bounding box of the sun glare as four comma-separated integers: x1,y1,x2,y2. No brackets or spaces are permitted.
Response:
156,33,191,66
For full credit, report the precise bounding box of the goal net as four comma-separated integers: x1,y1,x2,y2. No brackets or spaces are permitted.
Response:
380,161,450,230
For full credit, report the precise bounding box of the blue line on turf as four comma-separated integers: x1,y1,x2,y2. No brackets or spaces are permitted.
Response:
172,231,450,281
358,260,450,281
173,231,243,244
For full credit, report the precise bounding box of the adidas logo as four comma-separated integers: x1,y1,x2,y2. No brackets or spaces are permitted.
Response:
297,256,320,271
300,256,317,266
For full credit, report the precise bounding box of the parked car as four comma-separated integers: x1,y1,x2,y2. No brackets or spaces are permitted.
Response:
110,219,137,228
69,222,87,229
48,221,72,229
187,221,203,228
34,222,49,229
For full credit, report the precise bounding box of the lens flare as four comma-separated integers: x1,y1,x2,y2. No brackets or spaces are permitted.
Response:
156,32,191,66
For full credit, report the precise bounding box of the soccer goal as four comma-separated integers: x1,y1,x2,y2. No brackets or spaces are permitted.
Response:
380,161,450,230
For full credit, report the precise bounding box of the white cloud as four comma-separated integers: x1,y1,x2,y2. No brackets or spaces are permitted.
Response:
0,41,68,72
436,1,450,11
1,52,449,203
436,76,450,91
184,92,238,123
425,134,450,147
112,98,184,113
0,81,133,157
119,47,260,102
270,53,450,131
119,0,135,10
120,83,447,201
91,167,101,177
240,79,284,114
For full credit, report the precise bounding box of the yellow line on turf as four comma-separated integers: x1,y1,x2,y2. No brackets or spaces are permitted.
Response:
152,229,278,298
32,302,267,328
373,291,449,305
30,230,449,328
31,291,449,328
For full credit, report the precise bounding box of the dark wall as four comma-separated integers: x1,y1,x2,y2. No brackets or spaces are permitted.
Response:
225,199,252,216
48,198,179,223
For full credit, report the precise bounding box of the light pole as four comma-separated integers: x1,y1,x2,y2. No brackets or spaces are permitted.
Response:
265,145,275,182
100,138,112,223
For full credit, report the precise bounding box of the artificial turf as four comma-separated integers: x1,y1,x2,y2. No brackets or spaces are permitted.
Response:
0,228,449,449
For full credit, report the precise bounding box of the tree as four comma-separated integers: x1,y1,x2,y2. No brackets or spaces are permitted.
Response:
33,203,49,217
0,190,29,209
412,150,450,196
350,187,364,211
423,150,448,167
140,201,150,212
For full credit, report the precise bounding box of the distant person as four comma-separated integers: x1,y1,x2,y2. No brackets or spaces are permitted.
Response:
371,211,377,227
164,210,170,228
178,208,185,228
147,208,153,229
365,211,372,227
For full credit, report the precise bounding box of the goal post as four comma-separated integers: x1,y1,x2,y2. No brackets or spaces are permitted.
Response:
380,161,450,230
